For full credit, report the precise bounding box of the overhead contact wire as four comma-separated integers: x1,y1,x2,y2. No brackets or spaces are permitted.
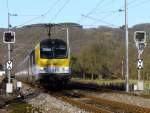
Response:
50,0,71,21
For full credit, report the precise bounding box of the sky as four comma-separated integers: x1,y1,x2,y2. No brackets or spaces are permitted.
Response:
0,0,150,28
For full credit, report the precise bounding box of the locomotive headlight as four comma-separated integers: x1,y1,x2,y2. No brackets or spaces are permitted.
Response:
62,67,69,73
39,67,44,71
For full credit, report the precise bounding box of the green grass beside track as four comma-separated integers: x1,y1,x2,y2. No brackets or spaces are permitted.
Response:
72,78,150,92
7,101,33,113
72,78,138,85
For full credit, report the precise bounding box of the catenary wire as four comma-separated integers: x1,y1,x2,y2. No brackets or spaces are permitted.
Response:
11,0,62,28
82,15,119,28
50,0,71,22
43,0,62,16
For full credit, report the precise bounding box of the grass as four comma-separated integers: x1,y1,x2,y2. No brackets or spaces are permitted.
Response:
72,78,138,85
72,78,150,92
7,101,33,113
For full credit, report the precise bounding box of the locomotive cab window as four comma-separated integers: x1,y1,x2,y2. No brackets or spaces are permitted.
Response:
40,48,54,59
54,47,67,58
40,39,67,59
40,46,67,59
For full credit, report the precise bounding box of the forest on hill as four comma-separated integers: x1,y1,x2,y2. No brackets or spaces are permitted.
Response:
0,23,150,80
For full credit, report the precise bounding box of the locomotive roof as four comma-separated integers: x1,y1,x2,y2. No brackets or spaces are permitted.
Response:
40,38,66,46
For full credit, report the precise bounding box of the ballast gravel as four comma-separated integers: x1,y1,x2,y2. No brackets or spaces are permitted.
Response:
21,84,88,113
98,93,150,108
77,90,150,109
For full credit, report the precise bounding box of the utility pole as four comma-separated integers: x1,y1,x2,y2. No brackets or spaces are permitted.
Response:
66,28,70,61
122,60,124,79
125,0,129,92
8,13,11,84
62,28,70,60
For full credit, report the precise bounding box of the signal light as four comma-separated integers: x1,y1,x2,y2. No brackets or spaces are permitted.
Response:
134,31,146,43
134,31,146,54
3,31,15,44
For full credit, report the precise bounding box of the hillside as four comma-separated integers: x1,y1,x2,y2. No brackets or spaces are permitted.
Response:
0,23,150,79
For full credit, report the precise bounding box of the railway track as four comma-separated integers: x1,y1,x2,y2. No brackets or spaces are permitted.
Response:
61,96,112,113
20,81,150,113
56,91,150,113
23,83,113,113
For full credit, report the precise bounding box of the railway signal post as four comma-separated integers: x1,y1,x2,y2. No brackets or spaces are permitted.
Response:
134,31,146,90
3,31,15,94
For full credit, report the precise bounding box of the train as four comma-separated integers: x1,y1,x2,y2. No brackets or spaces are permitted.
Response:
15,38,71,87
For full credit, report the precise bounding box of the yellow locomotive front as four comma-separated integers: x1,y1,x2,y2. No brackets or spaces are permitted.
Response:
35,39,71,79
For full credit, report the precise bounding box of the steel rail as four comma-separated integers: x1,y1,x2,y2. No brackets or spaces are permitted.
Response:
19,81,150,113
61,96,113,113
72,92,150,113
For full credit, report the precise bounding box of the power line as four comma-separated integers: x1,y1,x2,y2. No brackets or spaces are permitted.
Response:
118,0,137,9
6,0,9,13
6,0,10,29
128,0,138,6
77,0,105,23
93,9,123,14
118,0,150,10
95,0,144,26
86,0,105,16
93,0,136,15
128,0,150,8
15,14,42,17
87,0,124,24
84,4,124,28
43,0,61,16
78,0,118,23
9,0,62,28
91,0,139,28
89,10,123,27
15,15,44,28
82,14,119,27
50,0,71,22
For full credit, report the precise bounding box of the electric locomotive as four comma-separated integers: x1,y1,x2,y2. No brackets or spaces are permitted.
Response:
15,38,71,86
